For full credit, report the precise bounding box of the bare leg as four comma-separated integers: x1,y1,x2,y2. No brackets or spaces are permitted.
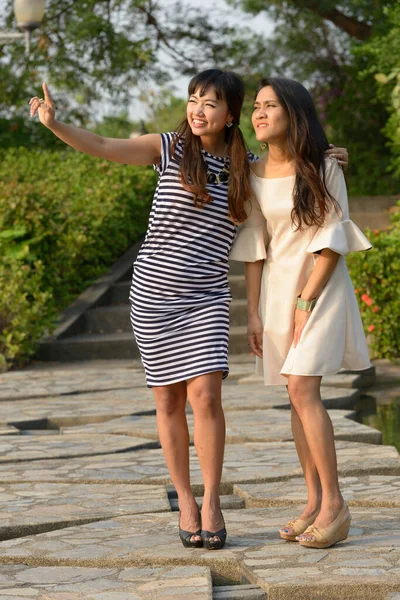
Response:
287,375,345,540
281,396,322,536
153,381,200,541
187,371,225,542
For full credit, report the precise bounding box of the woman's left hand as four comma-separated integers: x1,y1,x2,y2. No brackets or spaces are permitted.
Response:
327,144,348,169
293,308,311,348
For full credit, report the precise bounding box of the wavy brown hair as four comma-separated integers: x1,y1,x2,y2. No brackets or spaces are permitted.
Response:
172,69,251,224
257,77,341,230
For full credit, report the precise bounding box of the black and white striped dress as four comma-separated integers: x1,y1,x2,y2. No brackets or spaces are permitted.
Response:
129,132,243,388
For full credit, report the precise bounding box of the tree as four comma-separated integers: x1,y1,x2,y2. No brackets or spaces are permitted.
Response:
232,0,398,40
228,0,399,195
361,4,400,178
0,0,264,119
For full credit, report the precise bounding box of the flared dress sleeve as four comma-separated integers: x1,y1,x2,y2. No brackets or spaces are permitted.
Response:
230,192,268,262
306,158,372,256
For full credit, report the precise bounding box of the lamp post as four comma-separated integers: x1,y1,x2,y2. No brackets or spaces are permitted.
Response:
0,0,45,55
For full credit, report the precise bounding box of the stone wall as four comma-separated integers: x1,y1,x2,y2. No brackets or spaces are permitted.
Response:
349,195,399,230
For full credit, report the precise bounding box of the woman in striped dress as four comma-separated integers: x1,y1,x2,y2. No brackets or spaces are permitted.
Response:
29,70,252,550
29,70,347,550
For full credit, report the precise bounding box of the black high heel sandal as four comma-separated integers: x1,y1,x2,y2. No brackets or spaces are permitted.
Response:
201,512,227,550
179,509,203,548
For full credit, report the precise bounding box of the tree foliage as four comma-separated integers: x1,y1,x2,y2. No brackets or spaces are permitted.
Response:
0,0,265,119
360,5,400,178
0,147,156,367
1,0,398,195
347,205,400,360
229,0,399,194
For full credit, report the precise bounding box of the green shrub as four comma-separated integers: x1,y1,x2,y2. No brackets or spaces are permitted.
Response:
0,258,53,366
347,201,400,359
0,147,156,368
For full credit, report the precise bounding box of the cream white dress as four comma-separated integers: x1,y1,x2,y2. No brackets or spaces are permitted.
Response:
230,157,372,385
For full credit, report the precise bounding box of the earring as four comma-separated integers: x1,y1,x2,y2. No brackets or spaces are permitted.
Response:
260,143,267,151
226,121,233,128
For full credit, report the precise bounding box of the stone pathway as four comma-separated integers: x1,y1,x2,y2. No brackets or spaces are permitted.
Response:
0,564,213,599
0,358,398,599
234,475,400,508
0,434,157,463
61,408,382,444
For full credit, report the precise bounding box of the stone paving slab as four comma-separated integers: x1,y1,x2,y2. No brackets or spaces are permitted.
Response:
61,409,382,445
0,389,154,429
226,409,381,445
0,483,170,538
0,507,397,600
0,426,19,436
234,475,400,508
0,434,157,464
0,564,213,599
0,441,396,486
0,364,147,401
0,360,255,402
0,360,366,401
0,386,359,433
221,384,360,411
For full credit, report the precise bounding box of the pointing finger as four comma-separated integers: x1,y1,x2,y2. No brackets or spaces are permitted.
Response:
42,83,54,108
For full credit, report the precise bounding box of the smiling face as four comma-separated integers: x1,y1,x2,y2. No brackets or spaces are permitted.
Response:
252,85,289,145
186,85,232,138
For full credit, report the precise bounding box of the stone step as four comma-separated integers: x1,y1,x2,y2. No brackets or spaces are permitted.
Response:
213,585,266,599
229,275,247,299
85,301,248,334
109,281,131,305
228,261,245,276
39,327,249,361
229,326,248,354
85,305,130,334
110,274,247,305
39,332,141,361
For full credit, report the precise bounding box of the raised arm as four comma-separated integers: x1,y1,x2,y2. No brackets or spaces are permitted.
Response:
29,83,161,166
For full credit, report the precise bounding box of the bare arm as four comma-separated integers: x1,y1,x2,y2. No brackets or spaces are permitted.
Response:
245,260,264,358
300,249,340,302
29,83,161,166
293,248,340,347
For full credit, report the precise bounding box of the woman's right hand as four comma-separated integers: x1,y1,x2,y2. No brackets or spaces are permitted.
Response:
247,314,263,358
29,83,56,128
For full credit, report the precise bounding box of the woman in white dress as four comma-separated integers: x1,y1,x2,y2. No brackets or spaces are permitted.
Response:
230,77,371,549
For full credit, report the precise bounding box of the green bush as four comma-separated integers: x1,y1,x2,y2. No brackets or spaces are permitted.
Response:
0,147,156,368
347,201,400,359
0,258,53,367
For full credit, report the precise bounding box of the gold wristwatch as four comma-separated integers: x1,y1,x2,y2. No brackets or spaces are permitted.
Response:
297,295,317,312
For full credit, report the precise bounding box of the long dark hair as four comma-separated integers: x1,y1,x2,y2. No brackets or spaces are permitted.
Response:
172,69,251,224
257,77,341,230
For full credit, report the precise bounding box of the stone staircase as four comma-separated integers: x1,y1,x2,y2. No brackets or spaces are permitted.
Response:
39,244,249,362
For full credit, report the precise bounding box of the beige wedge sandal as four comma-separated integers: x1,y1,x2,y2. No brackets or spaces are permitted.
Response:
298,502,351,549
279,508,320,542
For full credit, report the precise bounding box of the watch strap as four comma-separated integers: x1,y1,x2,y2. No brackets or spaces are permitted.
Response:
297,296,317,312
